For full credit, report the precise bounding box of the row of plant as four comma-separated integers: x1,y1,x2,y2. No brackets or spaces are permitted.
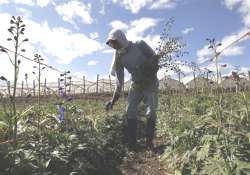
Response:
0,15,163,175
1,89,250,174
0,96,132,175
157,91,250,174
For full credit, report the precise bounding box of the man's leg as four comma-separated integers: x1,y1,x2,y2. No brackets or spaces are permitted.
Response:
143,88,158,149
126,86,142,150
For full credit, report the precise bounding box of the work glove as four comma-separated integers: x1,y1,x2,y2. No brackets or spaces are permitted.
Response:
105,100,113,111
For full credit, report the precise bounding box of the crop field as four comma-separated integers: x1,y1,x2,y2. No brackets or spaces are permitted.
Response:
0,14,250,175
0,89,250,175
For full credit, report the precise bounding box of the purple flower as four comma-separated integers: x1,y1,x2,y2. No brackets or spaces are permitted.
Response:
59,106,65,113
58,106,65,121
59,89,66,98
59,113,64,121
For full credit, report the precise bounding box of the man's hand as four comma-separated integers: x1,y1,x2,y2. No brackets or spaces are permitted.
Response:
105,100,113,111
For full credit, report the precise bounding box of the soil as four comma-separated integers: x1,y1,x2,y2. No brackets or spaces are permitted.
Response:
120,141,171,175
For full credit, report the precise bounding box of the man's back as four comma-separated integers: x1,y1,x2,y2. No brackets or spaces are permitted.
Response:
116,40,159,88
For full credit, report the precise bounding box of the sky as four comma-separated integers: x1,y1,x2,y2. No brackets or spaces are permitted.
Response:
0,0,250,84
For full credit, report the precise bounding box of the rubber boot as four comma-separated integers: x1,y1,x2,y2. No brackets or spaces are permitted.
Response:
146,118,156,150
127,118,137,151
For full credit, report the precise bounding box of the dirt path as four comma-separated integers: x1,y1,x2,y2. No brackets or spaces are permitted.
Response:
120,140,171,175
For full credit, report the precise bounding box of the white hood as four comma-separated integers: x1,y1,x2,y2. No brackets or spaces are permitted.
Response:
106,29,129,76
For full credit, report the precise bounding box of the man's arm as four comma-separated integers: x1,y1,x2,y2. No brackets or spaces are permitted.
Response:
111,64,124,106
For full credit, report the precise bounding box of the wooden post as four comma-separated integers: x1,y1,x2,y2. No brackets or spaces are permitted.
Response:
21,81,24,97
248,71,250,81
33,80,36,96
206,72,209,90
58,78,60,96
193,71,197,94
122,79,125,98
96,74,99,94
83,76,85,94
69,78,72,94
178,72,181,83
164,76,167,91
109,75,112,93
102,79,105,93
7,81,11,97
44,78,47,96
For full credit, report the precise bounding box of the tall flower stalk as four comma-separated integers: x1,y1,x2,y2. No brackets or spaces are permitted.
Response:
206,38,222,85
0,16,28,144
32,54,46,131
59,71,72,97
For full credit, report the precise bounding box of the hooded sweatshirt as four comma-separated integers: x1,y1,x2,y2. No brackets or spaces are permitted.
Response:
107,29,159,94
107,29,129,76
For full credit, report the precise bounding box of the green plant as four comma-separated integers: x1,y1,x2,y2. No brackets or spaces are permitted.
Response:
0,16,29,145
158,92,250,175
